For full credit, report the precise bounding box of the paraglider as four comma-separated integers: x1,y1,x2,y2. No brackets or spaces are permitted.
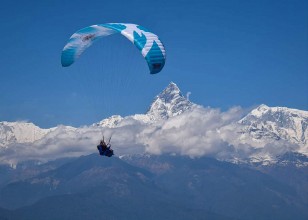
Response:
62,23,166,156
61,23,166,74
97,136,114,157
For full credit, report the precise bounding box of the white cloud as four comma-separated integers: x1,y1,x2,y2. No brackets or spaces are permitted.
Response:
138,106,244,157
0,105,302,165
186,92,191,101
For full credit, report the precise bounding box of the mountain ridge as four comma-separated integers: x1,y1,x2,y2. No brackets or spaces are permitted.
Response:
0,82,307,166
237,103,308,147
0,153,307,220
94,82,195,127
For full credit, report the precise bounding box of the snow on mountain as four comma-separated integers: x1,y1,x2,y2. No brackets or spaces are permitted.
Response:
237,104,308,148
94,82,195,128
1,82,194,149
146,82,194,120
94,115,124,128
0,121,54,148
217,104,308,165
93,114,155,128
1,82,308,167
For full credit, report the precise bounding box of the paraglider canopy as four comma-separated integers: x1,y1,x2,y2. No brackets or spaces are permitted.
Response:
61,23,166,74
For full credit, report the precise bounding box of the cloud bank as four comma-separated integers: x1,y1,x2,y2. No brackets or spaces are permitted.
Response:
0,106,302,165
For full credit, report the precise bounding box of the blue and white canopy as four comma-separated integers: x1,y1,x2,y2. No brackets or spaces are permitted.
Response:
61,23,166,74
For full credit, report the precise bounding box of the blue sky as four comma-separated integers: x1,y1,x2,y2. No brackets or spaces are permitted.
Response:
0,0,307,128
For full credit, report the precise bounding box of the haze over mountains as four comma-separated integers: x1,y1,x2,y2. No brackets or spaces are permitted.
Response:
0,153,307,220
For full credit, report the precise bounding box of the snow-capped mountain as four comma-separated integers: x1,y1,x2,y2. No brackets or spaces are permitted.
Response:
146,82,194,120
0,82,194,148
94,82,195,128
0,121,54,148
1,82,307,166
238,104,308,147
94,115,124,128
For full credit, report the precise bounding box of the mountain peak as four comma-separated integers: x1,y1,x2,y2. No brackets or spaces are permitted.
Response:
165,81,180,90
238,105,308,147
146,82,194,120
249,104,270,117
157,82,181,101
94,115,123,128
94,82,194,127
